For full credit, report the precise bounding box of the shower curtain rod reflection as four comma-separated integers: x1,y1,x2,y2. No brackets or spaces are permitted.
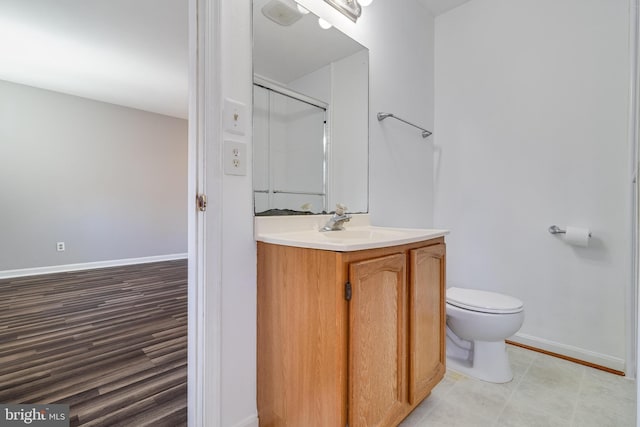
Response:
377,112,432,138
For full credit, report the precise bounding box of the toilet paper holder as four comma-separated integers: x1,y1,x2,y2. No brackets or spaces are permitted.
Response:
548,225,592,237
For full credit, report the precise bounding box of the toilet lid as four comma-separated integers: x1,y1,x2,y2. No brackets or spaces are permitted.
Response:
446,287,524,314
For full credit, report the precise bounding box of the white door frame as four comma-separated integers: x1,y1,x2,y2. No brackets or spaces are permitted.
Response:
188,0,223,425
630,0,639,381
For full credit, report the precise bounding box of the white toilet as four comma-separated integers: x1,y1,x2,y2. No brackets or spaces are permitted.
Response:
445,286,524,383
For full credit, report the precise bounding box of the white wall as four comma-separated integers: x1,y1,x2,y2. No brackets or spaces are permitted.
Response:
434,0,631,371
0,79,187,272
364,0,436,228
330,49,369,213
289,49,370,214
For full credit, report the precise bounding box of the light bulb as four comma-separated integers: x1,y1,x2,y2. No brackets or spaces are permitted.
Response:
318,18,332,29
359,0,373,6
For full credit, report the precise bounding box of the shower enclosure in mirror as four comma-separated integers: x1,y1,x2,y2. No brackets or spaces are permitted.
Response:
254,81,328,213
253,0,369,215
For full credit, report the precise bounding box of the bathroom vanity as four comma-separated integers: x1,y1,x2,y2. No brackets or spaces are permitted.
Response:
253,0,446,423
256,224,446,427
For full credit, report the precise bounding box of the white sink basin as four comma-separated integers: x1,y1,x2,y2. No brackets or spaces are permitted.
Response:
256,226,449,251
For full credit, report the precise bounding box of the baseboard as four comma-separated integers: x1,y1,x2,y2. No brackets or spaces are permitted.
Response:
509,332,626,374
231,415,259,427
0,253,188,279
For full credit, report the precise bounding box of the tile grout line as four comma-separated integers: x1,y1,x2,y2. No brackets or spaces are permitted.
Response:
413,371,462,424
568,366,586,427
491,348,538,427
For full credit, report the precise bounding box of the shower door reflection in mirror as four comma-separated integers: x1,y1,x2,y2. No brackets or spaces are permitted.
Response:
254,84,328,214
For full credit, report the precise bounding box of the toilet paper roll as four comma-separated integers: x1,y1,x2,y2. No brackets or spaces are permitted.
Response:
564,226,590,247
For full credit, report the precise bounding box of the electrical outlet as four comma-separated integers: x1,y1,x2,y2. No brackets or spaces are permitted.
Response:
224,141,247,176
56,242,65,252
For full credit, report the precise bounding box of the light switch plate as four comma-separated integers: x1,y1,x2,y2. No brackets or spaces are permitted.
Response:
223,98,246,135
224,140,247,176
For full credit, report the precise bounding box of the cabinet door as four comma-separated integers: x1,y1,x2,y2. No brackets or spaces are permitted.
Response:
348,253,407,427
257,244,347,427
408,244,446,404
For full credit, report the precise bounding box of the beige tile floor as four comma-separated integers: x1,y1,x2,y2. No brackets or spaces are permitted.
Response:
400,345,636,427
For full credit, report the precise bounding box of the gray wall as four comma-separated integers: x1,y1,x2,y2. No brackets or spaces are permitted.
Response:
0,79,187,271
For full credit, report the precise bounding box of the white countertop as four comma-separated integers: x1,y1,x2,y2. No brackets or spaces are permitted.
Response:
255,215,448,252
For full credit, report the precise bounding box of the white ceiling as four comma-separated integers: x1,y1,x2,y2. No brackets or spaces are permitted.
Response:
0,0,470,120
0,0,188,119
418,0,472,16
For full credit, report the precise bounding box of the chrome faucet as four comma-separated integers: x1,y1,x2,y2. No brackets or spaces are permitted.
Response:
320,204,352,232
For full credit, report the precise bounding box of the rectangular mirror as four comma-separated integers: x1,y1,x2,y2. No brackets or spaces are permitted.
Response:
253,0,369,215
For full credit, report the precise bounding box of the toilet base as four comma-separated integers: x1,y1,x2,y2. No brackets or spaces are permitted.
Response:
446,337,514,383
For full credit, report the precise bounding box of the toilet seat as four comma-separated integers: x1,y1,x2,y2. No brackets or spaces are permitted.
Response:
447,287,523,314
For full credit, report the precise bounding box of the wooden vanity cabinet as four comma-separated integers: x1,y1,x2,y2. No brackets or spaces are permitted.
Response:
257,238,446,427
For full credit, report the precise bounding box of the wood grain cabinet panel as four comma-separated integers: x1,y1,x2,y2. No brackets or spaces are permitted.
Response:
257,244,347,427
349,254,407,427
257,238,446,427
408,244,446,404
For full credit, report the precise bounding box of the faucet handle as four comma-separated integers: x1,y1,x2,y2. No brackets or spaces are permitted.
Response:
335,203,347,215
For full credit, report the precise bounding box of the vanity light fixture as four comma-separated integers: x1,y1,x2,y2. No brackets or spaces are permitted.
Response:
324,0,362,22
318,17,333,29
359,0,373,6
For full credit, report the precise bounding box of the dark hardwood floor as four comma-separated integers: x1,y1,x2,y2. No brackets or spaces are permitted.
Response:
0,260,188,426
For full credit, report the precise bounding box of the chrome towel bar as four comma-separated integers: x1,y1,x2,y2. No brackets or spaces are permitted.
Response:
377,112,432,138
548,225,592,237
548,225,565,234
